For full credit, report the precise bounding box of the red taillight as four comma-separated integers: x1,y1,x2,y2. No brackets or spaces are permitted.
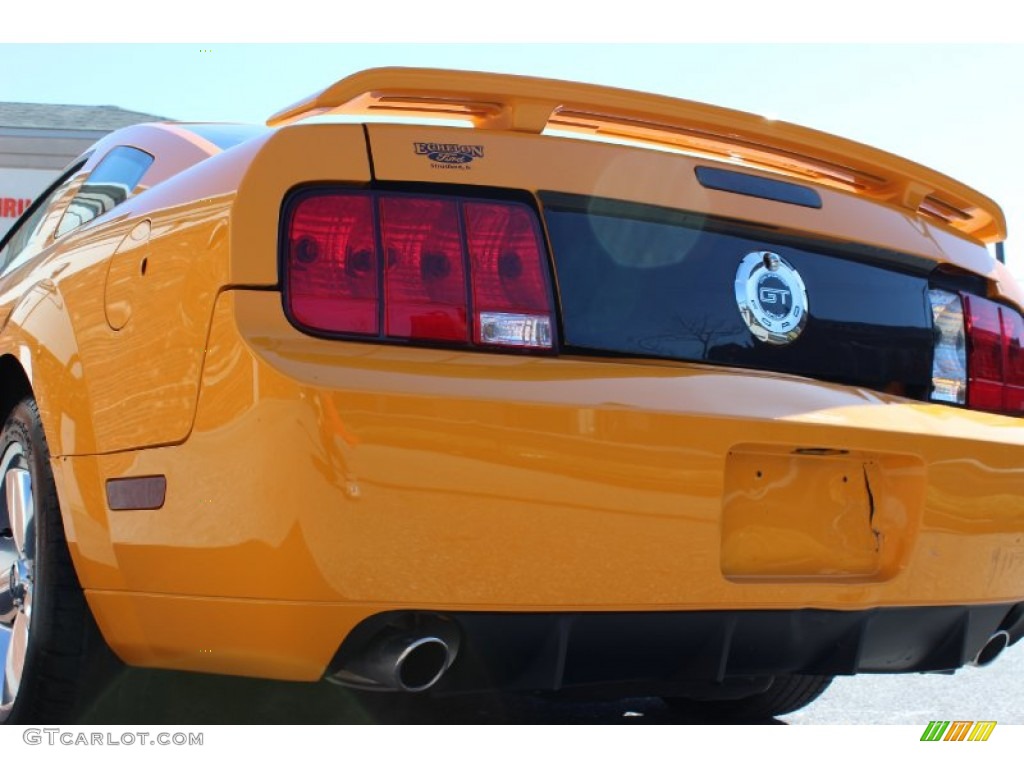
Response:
381,196,467,342
963,295,1003,411
963,294,1024,416
284,190,554,351
286,193,379,335
1002,308,1024,412
465,202,553,348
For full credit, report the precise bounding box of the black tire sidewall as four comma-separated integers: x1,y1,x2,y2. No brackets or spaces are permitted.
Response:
1,398,76,724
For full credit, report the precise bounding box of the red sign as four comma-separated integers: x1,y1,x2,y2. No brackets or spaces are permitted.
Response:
1,197,33,219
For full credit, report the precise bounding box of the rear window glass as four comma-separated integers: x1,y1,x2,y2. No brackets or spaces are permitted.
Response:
56,146,154,238
183,124,267,150
541,194,933,394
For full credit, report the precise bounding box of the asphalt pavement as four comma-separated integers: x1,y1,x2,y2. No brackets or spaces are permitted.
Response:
787,640,1024,725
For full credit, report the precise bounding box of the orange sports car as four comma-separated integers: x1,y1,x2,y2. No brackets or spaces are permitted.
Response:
1,68,1022,723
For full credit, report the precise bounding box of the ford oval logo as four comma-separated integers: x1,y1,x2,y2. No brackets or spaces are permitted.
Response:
428,151,474,164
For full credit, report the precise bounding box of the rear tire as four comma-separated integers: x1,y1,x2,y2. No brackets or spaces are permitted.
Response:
0,397,109,724
662,674,833,721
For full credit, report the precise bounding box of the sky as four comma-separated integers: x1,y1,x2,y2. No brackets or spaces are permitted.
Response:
2,40,1021,284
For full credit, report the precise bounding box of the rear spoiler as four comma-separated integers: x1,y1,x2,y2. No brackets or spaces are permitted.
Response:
268,67,1006,243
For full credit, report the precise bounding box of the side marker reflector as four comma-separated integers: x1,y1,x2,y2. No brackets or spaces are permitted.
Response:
106,475,167,511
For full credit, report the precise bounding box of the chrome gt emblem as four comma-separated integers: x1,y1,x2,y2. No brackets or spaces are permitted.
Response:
734,251,808,345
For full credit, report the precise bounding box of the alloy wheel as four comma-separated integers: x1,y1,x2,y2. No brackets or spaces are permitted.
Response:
0,442,34,715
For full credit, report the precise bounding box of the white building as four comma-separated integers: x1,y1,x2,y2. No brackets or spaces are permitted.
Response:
0,103,167,238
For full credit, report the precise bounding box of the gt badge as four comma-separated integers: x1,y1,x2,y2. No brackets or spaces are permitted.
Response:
734,251,808,345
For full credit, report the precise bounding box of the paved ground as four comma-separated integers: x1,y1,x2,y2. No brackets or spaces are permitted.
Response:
787,640,1024,725
76,642,1023,725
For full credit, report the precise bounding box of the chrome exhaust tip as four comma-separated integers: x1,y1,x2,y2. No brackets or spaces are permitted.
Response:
971,630,1010,667
328,623,459,692
390,636,451,692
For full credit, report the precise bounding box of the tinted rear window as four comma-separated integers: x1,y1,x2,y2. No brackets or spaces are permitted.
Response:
184,124,268,150
542,195,934,394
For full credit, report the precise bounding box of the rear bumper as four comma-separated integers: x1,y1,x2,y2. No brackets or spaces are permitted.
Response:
59,289,1024,680
82,591,1024,688
369,603,1024,694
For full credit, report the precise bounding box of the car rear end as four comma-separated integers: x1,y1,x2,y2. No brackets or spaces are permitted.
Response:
77,70,1024,699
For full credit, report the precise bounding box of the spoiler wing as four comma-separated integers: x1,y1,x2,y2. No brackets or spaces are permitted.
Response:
268,67,1005,243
